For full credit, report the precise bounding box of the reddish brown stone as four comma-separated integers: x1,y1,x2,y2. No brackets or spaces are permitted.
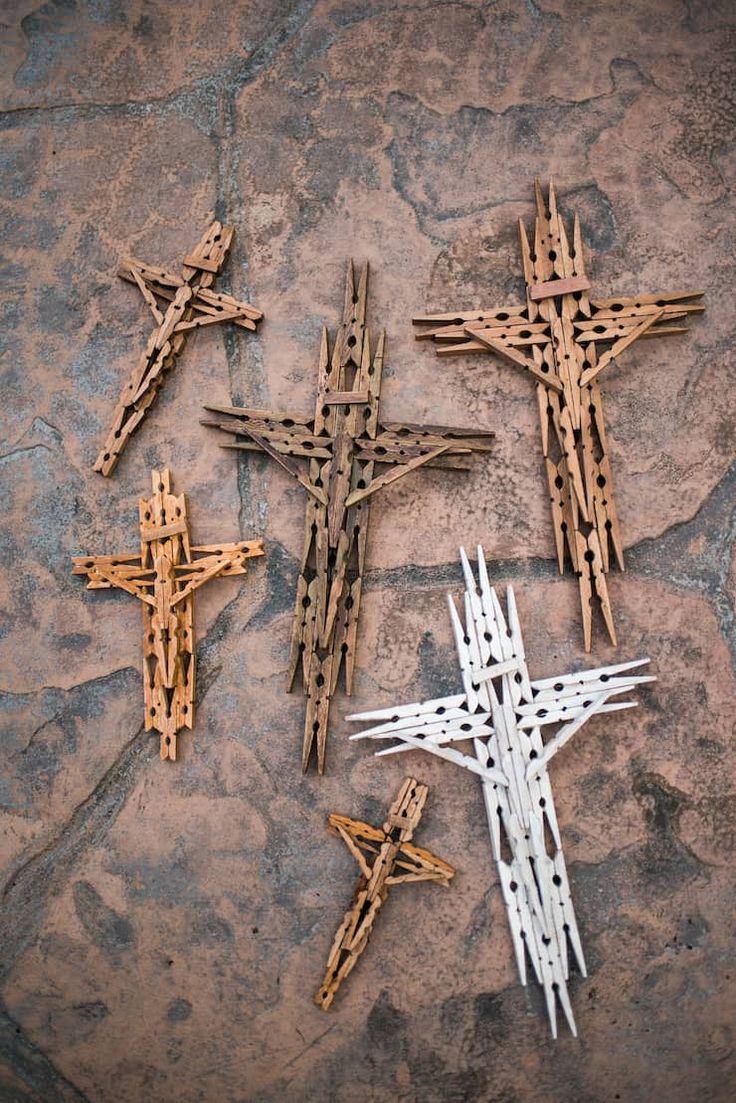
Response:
1,2,734,1101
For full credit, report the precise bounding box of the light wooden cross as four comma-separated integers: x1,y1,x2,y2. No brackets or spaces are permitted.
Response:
72,468,264,760
203,261,494,774
350,546,654,1038
413,181,703,649
95,222,263,476
315,776,454,1010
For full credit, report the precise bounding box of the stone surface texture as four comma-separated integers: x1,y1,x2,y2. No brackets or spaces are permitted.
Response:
1,1,734,1101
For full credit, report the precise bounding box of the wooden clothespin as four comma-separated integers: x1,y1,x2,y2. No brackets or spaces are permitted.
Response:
95,223,263,476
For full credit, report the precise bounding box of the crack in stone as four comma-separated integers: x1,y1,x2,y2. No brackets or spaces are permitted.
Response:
0,583,266,987
0,1003,92,1103
0,0,318,136
0,722,148,986
627,459,736,663
383,58,647,238
0,415,64,462
0,665,135,700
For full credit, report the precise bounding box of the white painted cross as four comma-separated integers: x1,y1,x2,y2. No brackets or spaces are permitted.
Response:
348,546,654,1038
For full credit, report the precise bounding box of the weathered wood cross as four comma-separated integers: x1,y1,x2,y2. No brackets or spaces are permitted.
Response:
350,546,654,1037
95,222,263,476
315,776,454,1009
413,181,703,649
72,468,264,760
204,261,494,773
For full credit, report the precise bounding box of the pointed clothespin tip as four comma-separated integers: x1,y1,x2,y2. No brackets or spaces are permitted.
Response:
476,544,492,598
459,545,474,591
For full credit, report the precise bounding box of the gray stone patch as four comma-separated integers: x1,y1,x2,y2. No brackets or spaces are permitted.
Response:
166,998,192,1023
72,880,136,954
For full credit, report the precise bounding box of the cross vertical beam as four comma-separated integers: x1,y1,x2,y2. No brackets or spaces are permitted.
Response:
203,260,494,773
72,468,264,759
315,776,454,1009
94,223,263,476
413,181,703,649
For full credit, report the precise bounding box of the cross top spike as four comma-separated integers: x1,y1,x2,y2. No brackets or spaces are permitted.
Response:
349,545,655,1037
72,468,264,759
204,259,495,774
413,180,704,649
315,776,454,1010
95,223,263,476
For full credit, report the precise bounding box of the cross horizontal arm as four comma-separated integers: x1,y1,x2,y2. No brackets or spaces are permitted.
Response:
381,419,495,441
350,707,507,784
345,416,494,502
331,819,375,878
328,813,453,883
202,404,316,431
329,813,386,848
344,445,455,506
525,695,613,780
528,673,655,707
349,705,493,748
530,656,652,693
578,309,664,386
170,540,264,605
354,438,472,469
118,257,183,295
386,842,455,885
413,305,528,339
524,655,655,779
118,252,262,332
591,290,704,315
375,730,508,786
71,555,154,603
175,287,262,332
463,325,564,391
72,553,144,575
516,697,639,731
219,422,328,505
347,692,467,725
202,405,328,461
189,541,264,558
354,422,493,470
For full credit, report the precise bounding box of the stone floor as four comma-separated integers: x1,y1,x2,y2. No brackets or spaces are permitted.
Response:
1,1,735,1100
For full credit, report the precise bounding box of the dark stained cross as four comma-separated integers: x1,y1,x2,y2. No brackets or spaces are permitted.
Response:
203,261,494,773
73,468,264,760
413,181,703,650
95,222,263,476
315,776,454,1009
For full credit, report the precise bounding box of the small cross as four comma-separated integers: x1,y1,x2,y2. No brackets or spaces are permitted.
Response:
413,180,703,649
203,261,494,773
72,468,264,760
315,776,454,1010
350,546,654,1037
95,222,263,476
